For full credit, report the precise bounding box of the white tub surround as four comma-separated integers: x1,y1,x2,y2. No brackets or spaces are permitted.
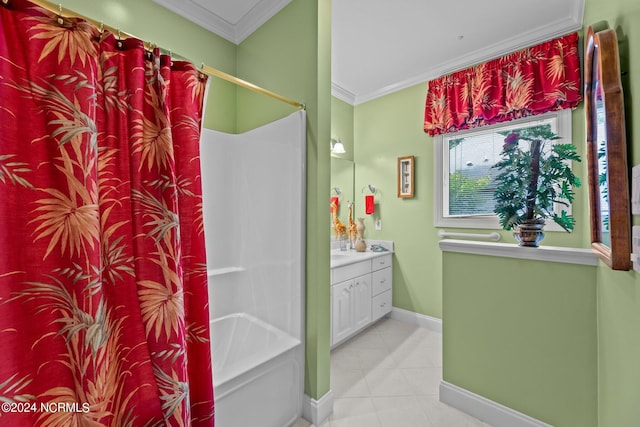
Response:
201,111,306,427
211,313,301,387
211,314,303,427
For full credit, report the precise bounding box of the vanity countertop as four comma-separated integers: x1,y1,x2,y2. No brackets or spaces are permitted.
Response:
330,240,394,268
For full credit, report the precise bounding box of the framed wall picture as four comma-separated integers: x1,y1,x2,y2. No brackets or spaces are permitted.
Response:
397,155,414,198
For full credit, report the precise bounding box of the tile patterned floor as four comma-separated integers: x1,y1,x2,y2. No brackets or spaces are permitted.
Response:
294,317,492,427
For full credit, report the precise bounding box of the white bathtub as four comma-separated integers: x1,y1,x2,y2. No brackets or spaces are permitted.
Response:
211,313,303,427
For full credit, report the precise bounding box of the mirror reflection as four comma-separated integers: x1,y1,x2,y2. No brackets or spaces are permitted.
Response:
594,81,611,247
330,157,355,233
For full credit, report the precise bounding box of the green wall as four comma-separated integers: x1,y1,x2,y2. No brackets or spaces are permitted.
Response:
236,0,332,400
443,253,598,426
583,0,640,426
354,84,442,316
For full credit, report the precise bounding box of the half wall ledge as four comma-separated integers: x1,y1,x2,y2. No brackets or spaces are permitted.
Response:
438,239,598,266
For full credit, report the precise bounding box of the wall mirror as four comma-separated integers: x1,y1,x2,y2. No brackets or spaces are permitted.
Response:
330,156,355,222
584,25,631,270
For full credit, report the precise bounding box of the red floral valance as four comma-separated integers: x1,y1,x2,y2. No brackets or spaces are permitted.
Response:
424,32,581,136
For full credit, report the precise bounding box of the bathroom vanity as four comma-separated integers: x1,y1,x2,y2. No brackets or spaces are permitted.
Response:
330,241,393,348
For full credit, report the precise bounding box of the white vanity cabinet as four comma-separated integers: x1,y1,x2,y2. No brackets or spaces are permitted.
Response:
330,253,392,348
371,254,392,321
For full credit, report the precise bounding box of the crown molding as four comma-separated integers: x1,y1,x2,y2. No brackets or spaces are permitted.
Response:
152,0,292,45
153,0,235,43
431,15,583,79
331,83,356,105
347,12,584,106
235,0,293,43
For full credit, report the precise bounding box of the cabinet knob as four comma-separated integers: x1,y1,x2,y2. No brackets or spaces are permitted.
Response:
380,278,386,283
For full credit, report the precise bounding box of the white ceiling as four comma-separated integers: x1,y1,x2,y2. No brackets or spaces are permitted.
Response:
154,0,584,106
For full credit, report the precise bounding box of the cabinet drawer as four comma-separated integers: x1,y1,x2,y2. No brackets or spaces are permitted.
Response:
332,260,371,284
372,290,392,321
371,254,392,271
371,267,392,296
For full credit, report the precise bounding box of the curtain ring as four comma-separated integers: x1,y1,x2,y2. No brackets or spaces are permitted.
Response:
116,29,123,50
56,3,64,25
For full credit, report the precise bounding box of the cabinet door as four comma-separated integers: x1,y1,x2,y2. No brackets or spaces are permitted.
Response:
372,289,392,321
332,280,354,345
353,274,372,332
372,266,392,296
372,254,392,271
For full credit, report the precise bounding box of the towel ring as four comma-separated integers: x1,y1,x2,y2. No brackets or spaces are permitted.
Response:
361,184,376,194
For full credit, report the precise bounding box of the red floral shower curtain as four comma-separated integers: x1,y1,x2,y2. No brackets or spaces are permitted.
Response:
424,32,581,136
0,1,214,426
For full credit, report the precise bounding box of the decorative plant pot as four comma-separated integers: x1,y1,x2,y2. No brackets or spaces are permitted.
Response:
513,220,545,247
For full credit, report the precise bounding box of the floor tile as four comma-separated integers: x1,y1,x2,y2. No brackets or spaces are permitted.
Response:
393,343,440,368
330,367,370,398
418,395,492,427
364,367,413,396
295,317,491,427
331,346,361,370
330,397,381,427
371,396,433,427
401,367,442,396
291,418,313,427
355,347,398,370
343,327,387,349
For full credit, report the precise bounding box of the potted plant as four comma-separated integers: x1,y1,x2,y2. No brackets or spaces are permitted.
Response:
492,125,581,247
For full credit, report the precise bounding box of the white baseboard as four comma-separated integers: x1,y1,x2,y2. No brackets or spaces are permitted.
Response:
302,390,333,426
440,381,553,427
389,307,443,333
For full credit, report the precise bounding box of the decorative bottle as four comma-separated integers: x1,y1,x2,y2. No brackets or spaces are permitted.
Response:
355,218,366,252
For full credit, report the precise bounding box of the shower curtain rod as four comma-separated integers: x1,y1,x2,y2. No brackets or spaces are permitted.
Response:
28,0,306,111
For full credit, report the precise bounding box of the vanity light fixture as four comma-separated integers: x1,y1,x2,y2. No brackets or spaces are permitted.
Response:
330,138,346,154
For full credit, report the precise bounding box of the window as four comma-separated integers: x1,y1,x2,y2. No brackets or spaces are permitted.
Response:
433,109,573,230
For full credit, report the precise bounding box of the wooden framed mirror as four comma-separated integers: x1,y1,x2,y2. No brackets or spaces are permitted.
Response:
584,26,631,270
